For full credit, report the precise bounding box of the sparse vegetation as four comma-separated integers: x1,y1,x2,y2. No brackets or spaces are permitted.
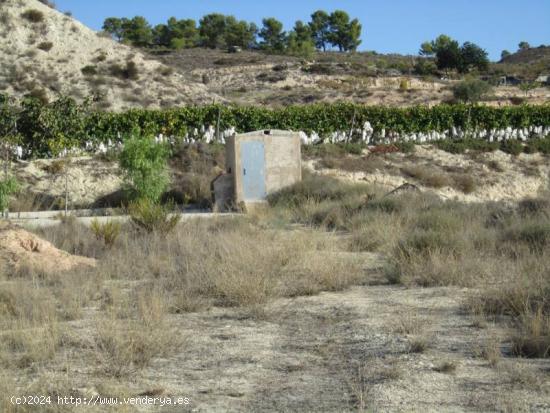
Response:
37,41,54,52
90,218,121,247
21,9,45,23
1,1,550,408
109,60,140,80
128,198,180,234
81,65,97,76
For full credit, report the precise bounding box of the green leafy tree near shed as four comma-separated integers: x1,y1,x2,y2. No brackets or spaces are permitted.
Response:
118,136,170,202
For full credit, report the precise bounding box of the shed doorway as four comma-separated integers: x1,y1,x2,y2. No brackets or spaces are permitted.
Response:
240,141,266,201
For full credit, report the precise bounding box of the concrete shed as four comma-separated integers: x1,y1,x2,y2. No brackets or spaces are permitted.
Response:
212,130,301,210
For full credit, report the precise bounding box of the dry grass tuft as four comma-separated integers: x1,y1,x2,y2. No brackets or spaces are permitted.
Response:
479,336,502,367
408,335,429,353
401,165,451,188
433,360,458,373
393,313,425,335
95,288,178,377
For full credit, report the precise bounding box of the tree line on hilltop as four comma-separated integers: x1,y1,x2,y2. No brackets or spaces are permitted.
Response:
101,10,362,55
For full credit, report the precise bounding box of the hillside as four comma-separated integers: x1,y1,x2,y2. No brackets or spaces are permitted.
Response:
0,0,221,109
155,48,549,107
500,45,550,65
495,45,550,79
0,0,547,109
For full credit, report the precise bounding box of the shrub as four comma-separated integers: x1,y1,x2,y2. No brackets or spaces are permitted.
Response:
42,159,66,175
414,59,438,76
500,139,524,155
38,0,56,8
128,198,180,234
452,79,492,103
110,61,139,80
365,197,403,213
452,173,476,194
518,198,550,217
125,61,139,80
256,72,287,83
268,173,369,208
436,139,499,154
401,165,451,188
341,142,365,155
512,308,550,358
25,88,49,104
503,222,550,253
81,65,97,76
37,41,53,52
90,219,121,247
118,136,170,202
0,176,19,214
160,66,174,76
395,141,415,153
525,137,550,155
396,228,463,258
21,9,45,23
510,96,526,105
95,52,107,62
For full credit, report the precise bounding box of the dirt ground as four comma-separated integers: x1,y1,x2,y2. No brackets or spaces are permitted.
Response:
307,145,550,204
11,145,550,211
28,249,549,412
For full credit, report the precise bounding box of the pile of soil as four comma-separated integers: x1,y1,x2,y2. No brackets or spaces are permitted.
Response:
0,221,95,274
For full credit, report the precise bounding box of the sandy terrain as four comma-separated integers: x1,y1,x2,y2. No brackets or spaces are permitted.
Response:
307,146,550,204
12,156,122,209
0,0,221,109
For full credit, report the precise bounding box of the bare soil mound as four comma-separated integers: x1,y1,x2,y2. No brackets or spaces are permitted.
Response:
0,221,95,274
0,0,221,109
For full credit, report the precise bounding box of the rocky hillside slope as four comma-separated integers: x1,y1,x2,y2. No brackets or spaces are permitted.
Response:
0,0,221,109
158,49,549,107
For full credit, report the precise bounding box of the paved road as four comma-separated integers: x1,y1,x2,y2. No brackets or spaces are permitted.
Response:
8,211,239,228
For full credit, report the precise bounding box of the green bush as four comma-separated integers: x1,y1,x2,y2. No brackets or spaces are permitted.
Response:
81,65,98,76
436,139,499,154
17,96,89,157
118,136,170,202
525,136,550,154
1,94,550,158
395,141,416,153
452,79,492,103
500,139,524,155
128,198,180,233
0,176,19,213
90,219,121,247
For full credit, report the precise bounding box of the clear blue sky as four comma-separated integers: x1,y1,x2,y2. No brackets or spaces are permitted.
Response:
54,0,550,61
